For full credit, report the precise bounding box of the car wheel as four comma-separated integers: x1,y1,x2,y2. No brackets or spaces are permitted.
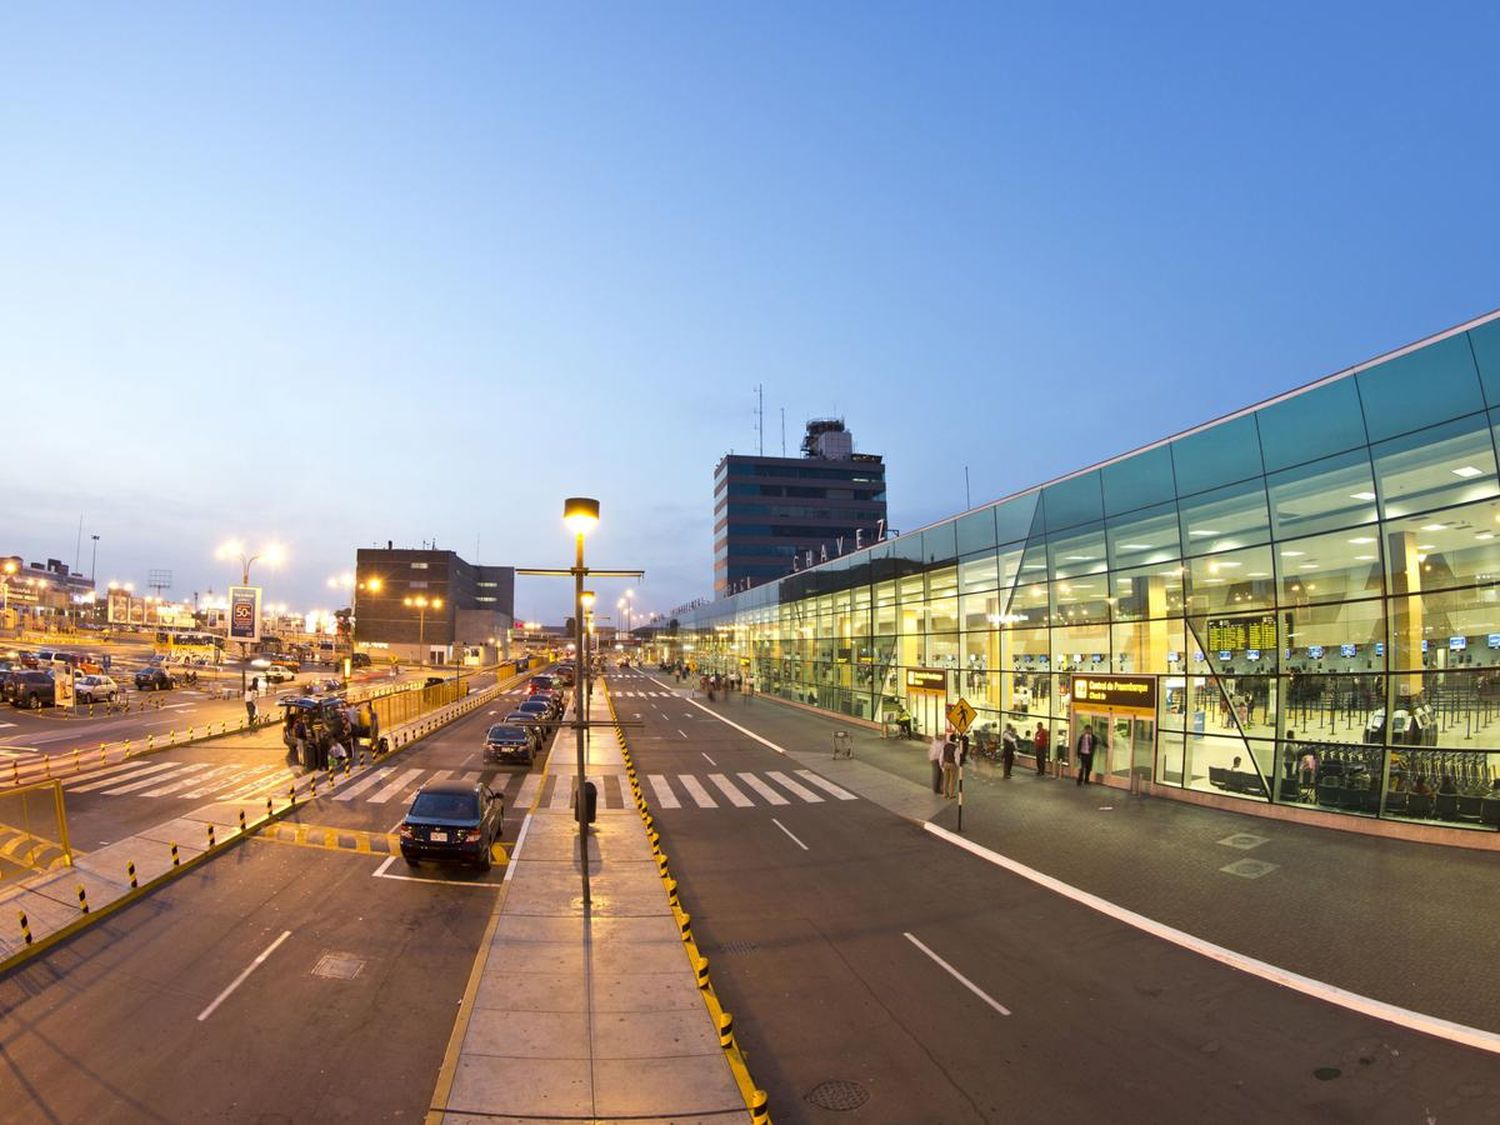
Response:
476,846,492,872
28,694,41,710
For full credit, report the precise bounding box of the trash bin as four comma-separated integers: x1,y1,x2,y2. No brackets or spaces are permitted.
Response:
572,779,598,824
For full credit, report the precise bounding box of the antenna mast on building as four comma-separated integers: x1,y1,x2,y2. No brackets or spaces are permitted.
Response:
755,384,764,456
780,408,786,456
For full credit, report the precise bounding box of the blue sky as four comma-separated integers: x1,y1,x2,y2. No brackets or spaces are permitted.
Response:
2,3,1497,624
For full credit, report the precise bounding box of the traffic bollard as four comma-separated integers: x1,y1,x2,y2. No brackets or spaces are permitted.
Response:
717,1011,734,1049
128,861,138,889
289,785,297,807
750,1090,770,1123
99,743,106,764
171,843,180,867
18,910,32,945
73,749,80,773
310,776,317,798
207,824,216,848
694,954,710,988
10,761,17,785
77,885,89,915
266,797,273,818
238,809,246,833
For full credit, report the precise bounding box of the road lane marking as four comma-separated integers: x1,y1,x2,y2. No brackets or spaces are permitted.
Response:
548,777,573,809
904,932,1010,1016
333,767,395,802
771,817,809,851
141,764,241,797
766,771,823,802
678,775,718,807
515,775,541,808
67,761,182,793
925,822,1500,1055
503,813,533,883
104,762,214,794
678,730,688,739
735,772,788,805
648,775,681,809
366,768,425,804
708,774,753,807
197,930,293,1022
700,752,716,766
796,770,857,800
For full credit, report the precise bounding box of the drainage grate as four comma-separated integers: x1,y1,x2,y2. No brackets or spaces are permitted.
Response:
806,1080,870,1111
716,940,759,955
313,952,365,980
1217,833,1270,851
1219,858,1279,880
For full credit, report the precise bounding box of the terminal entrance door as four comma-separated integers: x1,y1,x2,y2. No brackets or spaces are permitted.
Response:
1067,673,1159,789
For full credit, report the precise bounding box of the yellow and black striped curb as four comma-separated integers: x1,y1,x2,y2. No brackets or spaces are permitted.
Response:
605,684,771,1125
254,822,402,855
0,671,531,977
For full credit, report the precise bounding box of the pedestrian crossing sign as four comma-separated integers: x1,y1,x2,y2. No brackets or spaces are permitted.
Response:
946,697,977,734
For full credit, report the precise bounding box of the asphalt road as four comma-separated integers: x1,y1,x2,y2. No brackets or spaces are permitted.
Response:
0,676,562,1123
609,668,1500,1124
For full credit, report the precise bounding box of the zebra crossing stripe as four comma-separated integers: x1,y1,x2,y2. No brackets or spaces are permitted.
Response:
516,774,541,809
141,763,241,798
106,762,214,795
548,776,573,809
677,775,718,808
69,760,184,793
766,771,823,802
404,769,452,802
648,775,680,809
735,772,789,805
181,765,273,800
64,759,175,790
220,767,297,801
708,773,753,807
333,767,395,802
796,769,857,800
367,768,425,804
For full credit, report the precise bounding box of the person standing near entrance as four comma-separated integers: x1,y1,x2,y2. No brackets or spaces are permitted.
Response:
941,732,960,798
1000,723,1019,779
1033,722,1050,776
1075,723,1097,786
928,731,945,794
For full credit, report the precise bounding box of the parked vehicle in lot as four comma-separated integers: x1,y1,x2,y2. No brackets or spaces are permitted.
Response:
516,699,553,725
75,674,120,703
484,722,536,765
10,671,56,709
530,689,564,717
135,667,176,691
0,669,23,703
351,652,372,668
254,662,295,684
16,651,40,669
527,674,559,696
399,781,503,869
505,709,547,739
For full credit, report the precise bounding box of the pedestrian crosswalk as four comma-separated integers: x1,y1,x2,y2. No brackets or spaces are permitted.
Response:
609,690,677,698
58,757,859,812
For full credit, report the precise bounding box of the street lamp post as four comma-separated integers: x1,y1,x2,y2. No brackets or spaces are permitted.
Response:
216,540,286,695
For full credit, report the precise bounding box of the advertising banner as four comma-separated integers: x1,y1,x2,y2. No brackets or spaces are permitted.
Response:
55,670,75,708
228,586,262,644
107,589,131,625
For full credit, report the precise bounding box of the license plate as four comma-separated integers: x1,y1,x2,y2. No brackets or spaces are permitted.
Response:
429,831,448,842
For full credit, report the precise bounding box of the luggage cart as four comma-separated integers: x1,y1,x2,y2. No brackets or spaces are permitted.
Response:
832,730,853,759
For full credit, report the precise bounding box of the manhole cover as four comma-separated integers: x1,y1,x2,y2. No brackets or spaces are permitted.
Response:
806,1080,870,1111
717,940,759,955
1217,833,1270,851
1219,858,1279,880
313,952,365,980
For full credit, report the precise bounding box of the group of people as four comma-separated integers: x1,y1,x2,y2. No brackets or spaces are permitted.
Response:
281,700,380,772
930,720,1104,793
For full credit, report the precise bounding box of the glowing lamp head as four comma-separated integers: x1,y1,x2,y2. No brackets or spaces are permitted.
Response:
563,497,600,536
580,590,596,611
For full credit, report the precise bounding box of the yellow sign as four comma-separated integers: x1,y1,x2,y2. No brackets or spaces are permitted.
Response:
946,697,977,734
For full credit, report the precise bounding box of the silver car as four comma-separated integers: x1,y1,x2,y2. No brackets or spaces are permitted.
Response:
75,674,120,703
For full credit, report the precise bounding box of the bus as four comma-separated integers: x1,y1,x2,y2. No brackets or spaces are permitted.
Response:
154,630,226,665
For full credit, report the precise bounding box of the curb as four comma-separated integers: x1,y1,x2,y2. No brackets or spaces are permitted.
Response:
605,683,771,1125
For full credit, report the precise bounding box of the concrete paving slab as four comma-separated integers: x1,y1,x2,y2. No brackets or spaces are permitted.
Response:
0,885,84,935
28,866,127,914
73,841,175,885
592,1009,722,1059
592,1055,743,1119
486,939,586,977
464,1006,589,1059
474,968,588,1013
591,970,705,1014
446,1056,593,1118
590,940,692,974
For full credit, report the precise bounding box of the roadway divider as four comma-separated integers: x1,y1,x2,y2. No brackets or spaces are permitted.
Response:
604,684,771,1125
0,666,535,974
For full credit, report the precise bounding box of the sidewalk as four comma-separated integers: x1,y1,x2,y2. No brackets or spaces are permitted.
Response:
676,682,1500,1041
428,681,747,1124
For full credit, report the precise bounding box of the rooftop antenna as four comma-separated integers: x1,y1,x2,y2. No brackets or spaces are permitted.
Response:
780,407,786,457
755,384,764,456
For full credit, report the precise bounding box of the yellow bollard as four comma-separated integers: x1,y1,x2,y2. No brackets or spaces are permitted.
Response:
289,785,297,807
128,861,138,889
207,824,216,848
77,885,90,915
99,743,106,764
238,809,246,833
750,1090,770,1124
10,761,17,786
694,954,710,988
171,842,180,867
73,748,81,773
18,910,32,945
266,797,273,818
169,730,176,745
310,776,317,798
717,1011,734,1049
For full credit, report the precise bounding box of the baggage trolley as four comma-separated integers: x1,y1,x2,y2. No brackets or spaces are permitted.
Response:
832,730,852,759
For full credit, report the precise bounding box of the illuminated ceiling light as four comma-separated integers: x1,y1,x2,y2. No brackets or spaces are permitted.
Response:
1420,523,1447,532
1418,544,1437,551
1299,563,1319,570
1119,543,1152,550
1247,571,1269,578
1063,555,1096,561
1477,533,1496,541
1280,550,1305,557
1188,529,1221,537
1452,465,1484,478
1354,554,1378,562
1347,537,1376,545
1350,491,1376,501
1215,560,1242,568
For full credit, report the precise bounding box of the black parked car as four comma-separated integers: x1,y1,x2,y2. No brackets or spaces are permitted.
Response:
135,667,176,691
10,670,56,709
399,780,503,870
484,722,536,766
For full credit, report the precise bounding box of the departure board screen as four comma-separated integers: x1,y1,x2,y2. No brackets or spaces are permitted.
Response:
1205,612,1277,654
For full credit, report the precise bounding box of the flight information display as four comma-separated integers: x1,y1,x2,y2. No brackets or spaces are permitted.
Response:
1206,612,1277,654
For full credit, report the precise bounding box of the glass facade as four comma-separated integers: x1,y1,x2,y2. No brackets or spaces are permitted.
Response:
674,312,1500,836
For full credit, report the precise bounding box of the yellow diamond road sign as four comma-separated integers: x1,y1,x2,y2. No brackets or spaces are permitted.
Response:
946,697,977,734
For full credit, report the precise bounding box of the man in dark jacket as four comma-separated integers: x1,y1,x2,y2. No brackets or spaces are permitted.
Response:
1075,724,1097,786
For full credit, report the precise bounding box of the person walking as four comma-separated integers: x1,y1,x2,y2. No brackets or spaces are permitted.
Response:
1000,723,1018,779
1075,723,1097,786
928,731,945,794
1033,722,1050,776
243,681,258,725
941,732,960,798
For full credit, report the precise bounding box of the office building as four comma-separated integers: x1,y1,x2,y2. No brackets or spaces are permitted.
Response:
675,310,1500,845
714,419,887,598
353,546,514,665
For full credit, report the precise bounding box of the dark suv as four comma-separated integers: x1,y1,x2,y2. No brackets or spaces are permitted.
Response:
10,671,56,709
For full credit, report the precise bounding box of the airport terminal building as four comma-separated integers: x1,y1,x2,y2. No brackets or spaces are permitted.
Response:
673,310,1500,840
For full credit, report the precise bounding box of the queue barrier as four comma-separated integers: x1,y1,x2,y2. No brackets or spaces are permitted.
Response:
0,781,72,887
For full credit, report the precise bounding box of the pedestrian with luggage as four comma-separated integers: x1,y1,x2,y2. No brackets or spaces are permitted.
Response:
1033,722,1050,776
928,732,945,794
244,682,258,724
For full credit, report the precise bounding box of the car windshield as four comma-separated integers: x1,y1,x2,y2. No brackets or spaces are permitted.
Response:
486,725,523,740
410,792,479,820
